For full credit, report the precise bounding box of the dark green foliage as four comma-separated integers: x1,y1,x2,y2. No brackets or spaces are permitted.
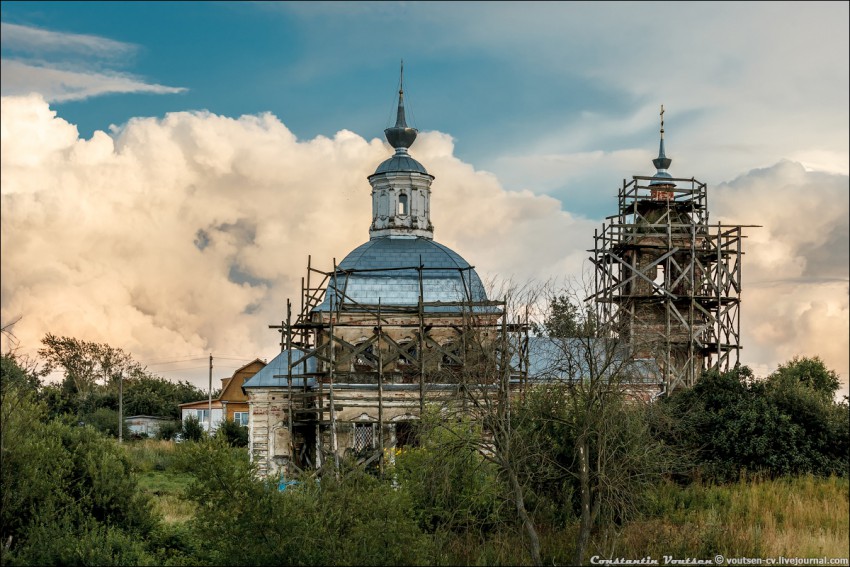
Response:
1,362,156,565
216,418,249,447
393,416,504,535
770,356,841,397
36,334,207,423
5,514,154,566
181,414,205,441
156,420,182,441
516,384,679,527
123,376,207,420
0,352,41,394
80,407,121,437
661,361,849,481
532,294,597,338
176,438,431,566
38,382,78,419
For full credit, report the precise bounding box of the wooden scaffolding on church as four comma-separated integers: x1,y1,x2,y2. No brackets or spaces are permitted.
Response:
588,175,752,394
262,256,530,476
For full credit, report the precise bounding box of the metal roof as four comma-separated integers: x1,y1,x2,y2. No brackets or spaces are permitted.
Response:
515,336,662,385
241,349,319,389
314,236,490,312
372,148,430,176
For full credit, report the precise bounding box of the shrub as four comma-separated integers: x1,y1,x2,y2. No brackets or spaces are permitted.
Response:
661,362,849,481
181,415,205,442
79,407,121,438
156,420,182,441
216,418,249,447
1,379,156,563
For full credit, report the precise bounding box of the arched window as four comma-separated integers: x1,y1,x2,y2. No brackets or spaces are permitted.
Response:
398,193,408,215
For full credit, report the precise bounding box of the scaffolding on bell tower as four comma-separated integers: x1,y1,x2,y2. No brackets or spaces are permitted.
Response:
588,109,755,395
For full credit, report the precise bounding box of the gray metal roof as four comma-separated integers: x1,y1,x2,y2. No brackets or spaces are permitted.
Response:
314,236,490,312
516,336,661,385
241,349,319,389
372,148,430,176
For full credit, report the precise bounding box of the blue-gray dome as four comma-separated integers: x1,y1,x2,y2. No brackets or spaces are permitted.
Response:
371,149,430,176
314,236,489,312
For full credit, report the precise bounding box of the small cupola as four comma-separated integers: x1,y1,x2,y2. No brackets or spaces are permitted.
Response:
368,63,435,240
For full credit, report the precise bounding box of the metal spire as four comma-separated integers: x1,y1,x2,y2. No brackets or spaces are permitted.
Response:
650,104,674,186
385,60,418,149
395,60,407,128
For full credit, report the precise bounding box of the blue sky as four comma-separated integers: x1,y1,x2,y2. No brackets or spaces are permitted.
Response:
1,2,848,391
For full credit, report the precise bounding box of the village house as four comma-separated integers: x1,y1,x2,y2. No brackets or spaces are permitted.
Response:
180,359,266,433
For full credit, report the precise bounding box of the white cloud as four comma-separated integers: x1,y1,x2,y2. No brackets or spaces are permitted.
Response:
0,22,186,102
0,22,136,59
1,60,187,102
2,95,847,398
713,161,850,398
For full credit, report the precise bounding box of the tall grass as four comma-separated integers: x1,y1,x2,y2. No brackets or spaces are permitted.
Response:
123,438,181,472
448,476,849,565
123,439,196,523
615,475,849,560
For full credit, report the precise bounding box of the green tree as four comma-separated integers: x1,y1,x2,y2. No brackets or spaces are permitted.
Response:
123,375,207,419
216,418,249,447
79,407,122,438
38,334,144,398
1,360,156,565
769,356,841,399
393,413,504,536
661,361,849,481
0,352,41,395
532,293,597,338
155,420,182,441
181,414,205,441
177,438,430,566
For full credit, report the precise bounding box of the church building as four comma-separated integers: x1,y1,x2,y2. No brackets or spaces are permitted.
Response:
242,70,507,478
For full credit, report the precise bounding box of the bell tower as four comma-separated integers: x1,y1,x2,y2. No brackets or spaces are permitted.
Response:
591,107,749,395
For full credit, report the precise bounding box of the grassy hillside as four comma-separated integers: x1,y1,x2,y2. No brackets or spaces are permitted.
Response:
122,440,848,565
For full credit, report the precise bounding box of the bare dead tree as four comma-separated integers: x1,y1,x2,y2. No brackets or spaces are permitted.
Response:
527,281,678,564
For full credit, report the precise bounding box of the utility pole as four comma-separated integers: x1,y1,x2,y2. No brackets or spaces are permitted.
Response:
208,354,213,434
118,371,123,443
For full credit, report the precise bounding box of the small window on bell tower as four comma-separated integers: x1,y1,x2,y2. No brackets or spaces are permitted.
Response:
398,194,408,215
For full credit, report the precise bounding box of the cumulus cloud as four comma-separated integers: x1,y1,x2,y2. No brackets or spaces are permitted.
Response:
2,96,847,396
0,95,593,385
713,161,849,396
0,22,186,102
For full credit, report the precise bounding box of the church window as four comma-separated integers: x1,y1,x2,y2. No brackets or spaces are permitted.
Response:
353,423,375,452
398,193,408,215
